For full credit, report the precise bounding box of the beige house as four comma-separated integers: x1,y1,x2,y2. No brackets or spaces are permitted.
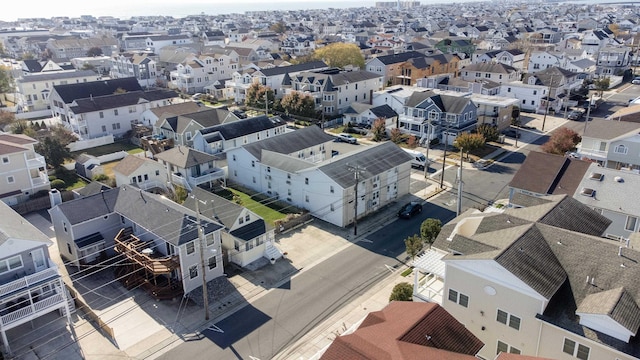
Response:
113,154,167,191
413,195,640,360
0,133,50,205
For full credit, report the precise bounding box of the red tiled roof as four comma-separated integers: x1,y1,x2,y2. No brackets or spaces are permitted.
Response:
320,302,484,360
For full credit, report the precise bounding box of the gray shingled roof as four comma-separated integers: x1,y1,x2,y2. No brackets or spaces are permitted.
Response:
70,89,177,114
258,61,327,76
155,145,218,168
318,142,412,188
242,126,335,160
17,70,97,83
198,115,284,140
53,77,142,104
0,201,50,247
509,151,591,196
583,118,640,140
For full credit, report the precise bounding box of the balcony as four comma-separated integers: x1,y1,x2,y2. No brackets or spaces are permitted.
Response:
31,171,50,187
577,148,607,161
0,267,59,299
171,168,225,190
1,292,66,328
114,228,180,275
26,155,46,169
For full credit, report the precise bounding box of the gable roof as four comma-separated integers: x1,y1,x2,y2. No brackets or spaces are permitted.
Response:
199,115,284,141
149,102,203,118
52,77,143,104
69,89,177,114
155,145,218,168
0,201,51,247
370,51,426,65
17,70,98,83
258,61,327,77
584,118,640,139
241,126,335,160
509,151,591,196
321,302,483,360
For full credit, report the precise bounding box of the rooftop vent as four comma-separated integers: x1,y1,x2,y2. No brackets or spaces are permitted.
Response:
589,172,604,181
580,188,595,197
614,176,624,183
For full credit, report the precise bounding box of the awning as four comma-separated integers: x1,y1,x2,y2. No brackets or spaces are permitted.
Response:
412,249,446,278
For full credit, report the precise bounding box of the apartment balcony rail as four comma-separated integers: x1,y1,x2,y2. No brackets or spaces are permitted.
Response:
1,293,65,327
0,267,59,299
26,155,46,169
577,148,607,160
31,171,49,186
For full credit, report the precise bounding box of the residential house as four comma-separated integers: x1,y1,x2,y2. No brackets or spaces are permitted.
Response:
596,46,631,76
576,118,640,170
280,34,316,56
48,185,224,298
0,133,50,206
192,115,287,155
410,194,640,360
572,164,640,241
144,35,193,53
15,70,100,113
70,56,112,75
581,29,613,56
169,53,239,94
365,51,428,85
153,108,239,147
113,154,168,191
289,68,384,116
226,126,413,228
507,151,592,208
527,51,563,73
46,37,118,62
433,38,475,58
397,90,478,145
320,302,484,360
499,81,547,113
460,63,520,85
183,188,278,268
49,77,143,126
110,52,159,88
371,85,432,116
251,61,329,98
64,89,178,139
469,93,519,130
140,101,204,127
154,146,224,192
0,201,73,355
20,59,66,76
394,54,461,86
472,49,525,71
342,103,398,129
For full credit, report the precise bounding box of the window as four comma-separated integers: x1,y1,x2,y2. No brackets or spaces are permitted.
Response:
507,87,511,92
563,338,590,360
251,160,255,167
533,90,537,95
305,178,309,185
114,109,119,116
1,157,7,164
7,176,14,183
497,309,521,330
239,216,244,224
448,288,469,307
232,155,236,161
155,170,160,176
186,242,195,254
101,125,107,132
330,186,334,193
625,216,638,231
0,255,23,274
208,256,217,270
112,123,121,130
497,340,521,355
245,214,250,222
185,132,192,141
614,144,628,154
305,195,309,202
99,111,104,119
189,265,198,279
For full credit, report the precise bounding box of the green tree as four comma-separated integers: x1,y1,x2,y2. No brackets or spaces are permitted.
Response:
420,218,442,246
0,65,14,94
86,47,103,57
245,83,274,111
371,118,386,141
311,42,365,69
269,21,287,34
541,127,581,155
404,234,423,261
389,282,414,302
280,91,316,117
454,132,485,161
50,124,77,146
35,136,71,169
476,123,499,143
11,121,36,137
593,77,610,96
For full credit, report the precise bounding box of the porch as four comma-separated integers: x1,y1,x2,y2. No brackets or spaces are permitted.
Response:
411,249,446,304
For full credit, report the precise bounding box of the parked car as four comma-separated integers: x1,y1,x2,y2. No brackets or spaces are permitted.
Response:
397,201,422,219
567,110,584,120
335,133,358,144
633,77,640,85
502,128,521,139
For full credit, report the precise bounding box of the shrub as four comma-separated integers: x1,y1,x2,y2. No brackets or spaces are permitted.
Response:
389,282,414,302
92,174,109,182
50,179,66,190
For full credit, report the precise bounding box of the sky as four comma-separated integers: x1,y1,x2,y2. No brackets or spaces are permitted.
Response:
0,0,374,22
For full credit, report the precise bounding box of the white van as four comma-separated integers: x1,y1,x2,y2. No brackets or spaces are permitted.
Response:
403,149,428,169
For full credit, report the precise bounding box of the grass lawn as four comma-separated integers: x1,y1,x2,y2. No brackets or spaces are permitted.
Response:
52,169,88,190
214,187,287,226
72,141,142,157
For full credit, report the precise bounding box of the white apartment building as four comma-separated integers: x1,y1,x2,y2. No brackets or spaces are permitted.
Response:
0,133,50,205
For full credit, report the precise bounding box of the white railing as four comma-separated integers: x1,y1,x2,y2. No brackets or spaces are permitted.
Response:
577,149,607,159
26,155,46,169
171,173,193,192
189,168,225,186
31,171,49,186
1,293,65,326
0,267,59,298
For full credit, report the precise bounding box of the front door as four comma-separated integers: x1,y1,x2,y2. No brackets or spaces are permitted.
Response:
31,248,46,272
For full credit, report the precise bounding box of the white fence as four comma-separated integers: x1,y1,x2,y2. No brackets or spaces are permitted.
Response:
96,151,127,163
67,135,114,152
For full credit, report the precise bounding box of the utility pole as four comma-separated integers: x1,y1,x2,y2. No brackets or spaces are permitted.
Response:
457,147,463,216
193,196,210,321
347,163,366,236
541,74,554,132
265,92,268,116
424,122,431,179
440,127,449,190
320,87,325,130
584,92,594,135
